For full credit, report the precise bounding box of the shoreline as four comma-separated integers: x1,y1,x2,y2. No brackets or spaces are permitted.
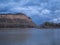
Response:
0,27,60,29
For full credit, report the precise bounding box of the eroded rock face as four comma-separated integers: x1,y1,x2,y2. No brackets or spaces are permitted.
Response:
0,13,36,28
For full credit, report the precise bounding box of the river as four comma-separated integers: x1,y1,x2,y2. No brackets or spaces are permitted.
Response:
0,28,60,45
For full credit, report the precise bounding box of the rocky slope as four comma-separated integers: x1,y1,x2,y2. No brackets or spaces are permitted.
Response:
0,13,36,28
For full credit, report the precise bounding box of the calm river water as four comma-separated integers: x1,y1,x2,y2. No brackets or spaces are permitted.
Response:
0,28,60,45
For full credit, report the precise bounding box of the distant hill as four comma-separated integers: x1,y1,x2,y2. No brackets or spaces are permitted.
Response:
40,22,60,28
0,13,36,28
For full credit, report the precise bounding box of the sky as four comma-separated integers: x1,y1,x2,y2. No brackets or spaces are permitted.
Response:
0,0,60,25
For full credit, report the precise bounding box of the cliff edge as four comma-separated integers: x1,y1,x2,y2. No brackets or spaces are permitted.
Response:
0,13,36,28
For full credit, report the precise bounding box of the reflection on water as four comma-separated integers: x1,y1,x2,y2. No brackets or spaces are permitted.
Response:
0,28,60,45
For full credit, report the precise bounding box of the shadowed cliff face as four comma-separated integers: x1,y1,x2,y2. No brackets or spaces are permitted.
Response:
0,13,36,28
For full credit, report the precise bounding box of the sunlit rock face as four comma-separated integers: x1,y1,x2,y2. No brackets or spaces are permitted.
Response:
0,13,36,28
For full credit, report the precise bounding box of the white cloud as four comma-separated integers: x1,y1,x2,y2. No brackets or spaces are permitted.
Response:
50,18,60,23
8,6,43,17
55,10,60,13
39,9,51,18
14,0,29,5
40,3,48,8
41,9,51,15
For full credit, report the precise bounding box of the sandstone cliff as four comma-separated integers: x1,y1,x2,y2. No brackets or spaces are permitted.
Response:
0,13,36,28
